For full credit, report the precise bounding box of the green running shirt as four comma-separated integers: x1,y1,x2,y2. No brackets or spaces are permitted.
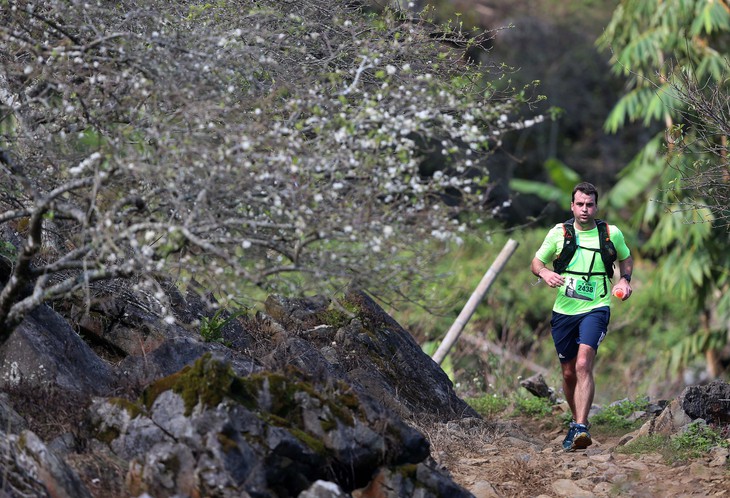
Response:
535,223,631,315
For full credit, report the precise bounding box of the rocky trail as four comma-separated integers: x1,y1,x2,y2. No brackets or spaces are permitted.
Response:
436,415,730,498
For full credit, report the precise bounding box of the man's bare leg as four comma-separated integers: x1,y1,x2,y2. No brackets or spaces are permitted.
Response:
560,344,596,450
560,358,578,421
573,344,596,425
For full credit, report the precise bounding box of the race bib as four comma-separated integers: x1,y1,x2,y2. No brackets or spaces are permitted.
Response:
563,277,596,301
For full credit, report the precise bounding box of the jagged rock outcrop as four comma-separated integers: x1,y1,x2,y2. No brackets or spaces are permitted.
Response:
0,284,476,497
263,290,479,422
89,353,465,497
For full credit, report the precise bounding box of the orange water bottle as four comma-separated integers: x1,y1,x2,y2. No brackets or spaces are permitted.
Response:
612,287,625,299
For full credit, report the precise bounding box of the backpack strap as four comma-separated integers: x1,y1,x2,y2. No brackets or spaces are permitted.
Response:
596,219,617,279
552,219,576,274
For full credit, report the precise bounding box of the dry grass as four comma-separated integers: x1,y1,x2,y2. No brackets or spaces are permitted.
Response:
486,456,551,498
2,381,130,498
409,415,558,497
66,451,129,498
410,416,502,469
3,380,90,442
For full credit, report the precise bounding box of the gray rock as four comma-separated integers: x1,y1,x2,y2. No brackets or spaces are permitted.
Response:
0,392,27,433
299,480,348,498
0,277,475,498
520,373,555,400
708,446,730,467
0,429,91,498
0,304,115,395
636,398,692,437
117,334,259,388
646,400,668,415
680,379,730,423
48,432,79,456
265,294,331,327
352,458,475,498
335,290,479,422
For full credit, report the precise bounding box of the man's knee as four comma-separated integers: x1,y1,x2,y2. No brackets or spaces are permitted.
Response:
561,364,578,384
575,352,595,376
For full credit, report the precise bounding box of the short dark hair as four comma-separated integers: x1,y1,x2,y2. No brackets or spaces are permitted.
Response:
572,182,598,203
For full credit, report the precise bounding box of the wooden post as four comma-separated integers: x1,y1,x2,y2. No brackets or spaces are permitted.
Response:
432,238,519,366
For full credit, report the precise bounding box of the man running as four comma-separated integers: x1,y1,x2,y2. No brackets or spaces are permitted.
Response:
531,182,633,451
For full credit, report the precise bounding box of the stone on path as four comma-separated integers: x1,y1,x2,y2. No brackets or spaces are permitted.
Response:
470,480,501,498
551,478,595,497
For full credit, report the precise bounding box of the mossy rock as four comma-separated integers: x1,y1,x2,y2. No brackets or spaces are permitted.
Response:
141,354,361,430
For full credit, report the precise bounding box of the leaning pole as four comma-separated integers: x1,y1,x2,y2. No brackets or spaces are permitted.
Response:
431,238,520,366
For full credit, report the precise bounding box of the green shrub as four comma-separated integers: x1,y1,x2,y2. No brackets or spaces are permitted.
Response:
513,395,552,417
671,422,729,461
617,434,668,457
200,308,246,345
317,301,361,328
465,394,510,417
591,398,649,433
618,422,729,463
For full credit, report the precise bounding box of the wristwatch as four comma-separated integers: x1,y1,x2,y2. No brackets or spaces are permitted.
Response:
621,273,632,282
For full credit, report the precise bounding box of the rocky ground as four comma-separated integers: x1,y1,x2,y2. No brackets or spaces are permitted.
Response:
430,415,730,498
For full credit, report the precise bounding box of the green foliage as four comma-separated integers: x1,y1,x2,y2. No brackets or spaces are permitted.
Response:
509,158,579,210
671,421,729,460
467,390,557,421
186,2,218,22
0,241,17,263
591,398,649,433
465,394,510,418
76,127,108,152
667,330,727,374
598,0,730,377
199,308,246,345
616,434,668,457
603,135,664,213
619,422,729,463
513,394,552,417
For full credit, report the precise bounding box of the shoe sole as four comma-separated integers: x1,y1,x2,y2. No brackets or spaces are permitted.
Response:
571,432,593,450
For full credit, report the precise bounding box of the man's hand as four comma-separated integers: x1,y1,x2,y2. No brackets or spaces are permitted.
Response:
612,280,632,301
538,268,565,288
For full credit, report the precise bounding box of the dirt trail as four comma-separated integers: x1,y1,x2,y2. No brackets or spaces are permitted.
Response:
436,416,730,498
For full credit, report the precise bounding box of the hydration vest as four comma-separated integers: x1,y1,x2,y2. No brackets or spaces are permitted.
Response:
552,218,618,297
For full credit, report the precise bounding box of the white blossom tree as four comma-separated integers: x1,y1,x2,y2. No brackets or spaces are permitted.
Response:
0,0,538,336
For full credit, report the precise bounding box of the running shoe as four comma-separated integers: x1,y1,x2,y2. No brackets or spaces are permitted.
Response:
571,424,592,450
562,422,592,451
562,422,579,451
